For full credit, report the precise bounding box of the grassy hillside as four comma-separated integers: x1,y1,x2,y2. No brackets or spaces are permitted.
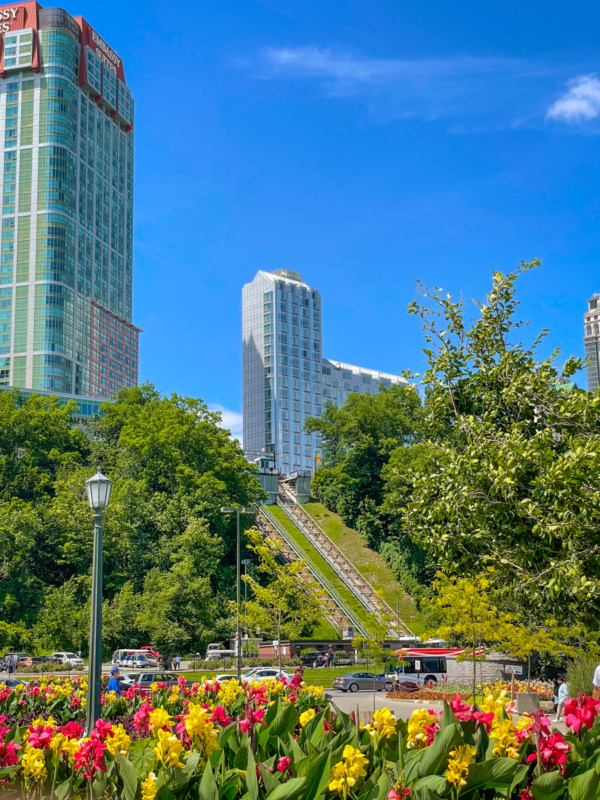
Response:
303,502,424,635
268,505,380,637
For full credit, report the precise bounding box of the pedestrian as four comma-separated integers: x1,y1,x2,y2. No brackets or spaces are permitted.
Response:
291,666,304,688
77,650,82,659
175,655,181,671
108,666,122,696
328,646,334,668
553,676,568,722
7,657,13,676
552,678,560,714
323,652,330,669
593,661,600,701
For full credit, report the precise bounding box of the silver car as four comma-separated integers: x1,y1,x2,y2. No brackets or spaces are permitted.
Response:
333,672,393,693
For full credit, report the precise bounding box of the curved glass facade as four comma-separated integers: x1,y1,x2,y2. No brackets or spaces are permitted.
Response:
0,4,138,397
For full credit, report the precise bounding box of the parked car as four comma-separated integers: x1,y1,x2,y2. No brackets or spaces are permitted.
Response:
213,673,238,682
139,646,161,666
332,672,393,693
0,677,28,688
49,652,85,669
243,667,294,684
121,654,151,669
300,650,326,668
117,671,186,696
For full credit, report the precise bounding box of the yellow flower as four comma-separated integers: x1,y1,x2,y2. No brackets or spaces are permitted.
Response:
150,682,159,693
446,744,476,788
407,708,437,749
149,707,172,734
60,738,81,763
22,747,48,782
106,724,132,756
328,745,369,794
299,708,316,727
154,729,185,769
372,707,397,739
183,704,220,756
168,693,179,704
141,772,159,800
491,719,518,759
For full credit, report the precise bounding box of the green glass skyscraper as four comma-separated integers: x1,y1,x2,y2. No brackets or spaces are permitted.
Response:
0,2,139,398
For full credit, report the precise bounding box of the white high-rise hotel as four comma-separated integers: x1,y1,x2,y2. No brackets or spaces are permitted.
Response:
242,269,406,474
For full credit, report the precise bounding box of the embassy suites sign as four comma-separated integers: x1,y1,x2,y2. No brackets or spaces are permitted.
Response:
0,7,20,32
77,17,126,82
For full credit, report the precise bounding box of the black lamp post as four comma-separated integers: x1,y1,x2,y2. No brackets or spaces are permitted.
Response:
85,470,112,734
220,506,253,680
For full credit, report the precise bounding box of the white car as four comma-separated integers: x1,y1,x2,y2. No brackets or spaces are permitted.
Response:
50,652,84,669
119,654,151,669
243,667,293,684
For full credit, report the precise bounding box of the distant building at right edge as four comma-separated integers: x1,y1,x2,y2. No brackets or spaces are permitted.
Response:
584,294,600,391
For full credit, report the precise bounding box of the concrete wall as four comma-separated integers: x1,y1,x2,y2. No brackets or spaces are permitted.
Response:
446,652,529,684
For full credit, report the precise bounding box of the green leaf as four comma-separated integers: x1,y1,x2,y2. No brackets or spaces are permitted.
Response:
265,777,307,800
117,752,138,800
568,769,599,800
268,703,298,738
156,788,176,800
463,757,519,792
418,723,463,777
413,775,448,794
304,750,331,800
245,748,260,800
55,778,73,800
531,770,565,800
130,741,156,780
199,761,219,800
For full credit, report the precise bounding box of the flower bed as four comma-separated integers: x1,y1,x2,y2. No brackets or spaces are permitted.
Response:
387,679,554,703
0,676,598,799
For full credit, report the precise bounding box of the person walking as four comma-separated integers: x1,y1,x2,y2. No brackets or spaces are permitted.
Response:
553,676,568,722
552,678,560,715
108,666,122,697
175,655,181,672
593,662,600,700
327,646,334,668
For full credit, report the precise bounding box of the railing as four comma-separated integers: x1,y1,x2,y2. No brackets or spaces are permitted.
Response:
278,486,414,637
256,505,370,638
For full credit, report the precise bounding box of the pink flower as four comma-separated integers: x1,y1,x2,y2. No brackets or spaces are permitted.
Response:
133,703,154,735
527,732,570,774
27,724,54,750
239,718,251,733
276,757,291,772
0,739,20,767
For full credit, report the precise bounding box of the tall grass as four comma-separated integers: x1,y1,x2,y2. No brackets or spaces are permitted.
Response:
566,654,599,697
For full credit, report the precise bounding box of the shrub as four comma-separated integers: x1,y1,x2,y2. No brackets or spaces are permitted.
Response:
566,654,599,697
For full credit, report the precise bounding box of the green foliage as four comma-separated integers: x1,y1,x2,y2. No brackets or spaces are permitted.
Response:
0,382,263,654
243,528,323,669
566,653,600,697
404,263,600,628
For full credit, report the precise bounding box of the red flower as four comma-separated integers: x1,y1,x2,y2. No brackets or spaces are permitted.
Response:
565,695,599,733
527,732,570,774
74,739,107,782
210,705,232,727
276,757,291,772
133,703,155,735
91,719,113,742
60,721,84,740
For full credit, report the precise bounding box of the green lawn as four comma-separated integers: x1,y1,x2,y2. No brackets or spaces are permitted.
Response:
303,502,424,634
268,505,380,637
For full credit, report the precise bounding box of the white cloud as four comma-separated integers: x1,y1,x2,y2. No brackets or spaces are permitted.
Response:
209,404,243,446
546,74,600,123
253,46,559,127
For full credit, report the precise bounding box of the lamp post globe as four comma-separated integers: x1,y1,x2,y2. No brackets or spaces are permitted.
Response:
86,470,112,510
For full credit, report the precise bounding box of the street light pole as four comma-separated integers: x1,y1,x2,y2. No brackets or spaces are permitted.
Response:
242,558,252,642
85,470,112,735
221,506,253,681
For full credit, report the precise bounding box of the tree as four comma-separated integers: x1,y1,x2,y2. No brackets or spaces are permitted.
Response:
243,529,323,673
426,573,572,705
426,574,517,707
404,263,600,628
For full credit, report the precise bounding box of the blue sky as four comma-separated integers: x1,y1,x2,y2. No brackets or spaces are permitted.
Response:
79,0,599,439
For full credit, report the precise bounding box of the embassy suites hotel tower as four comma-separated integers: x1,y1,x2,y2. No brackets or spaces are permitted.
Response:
0,2,139,399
